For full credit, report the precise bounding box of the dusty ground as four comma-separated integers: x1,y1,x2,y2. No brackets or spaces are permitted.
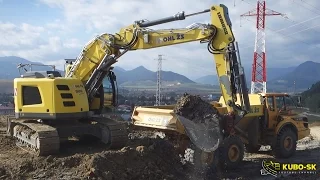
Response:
0,115,320,180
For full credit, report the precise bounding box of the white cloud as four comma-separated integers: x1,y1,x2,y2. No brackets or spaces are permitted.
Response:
63,38,82,48
1,0,320,80
0,22,45,48
0,21,81,62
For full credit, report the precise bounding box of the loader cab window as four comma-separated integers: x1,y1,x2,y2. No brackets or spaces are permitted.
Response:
284,96,297,110
267,96,275,111
275,96,285,111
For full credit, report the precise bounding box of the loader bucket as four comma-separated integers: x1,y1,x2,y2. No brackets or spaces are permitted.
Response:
177,115,222,152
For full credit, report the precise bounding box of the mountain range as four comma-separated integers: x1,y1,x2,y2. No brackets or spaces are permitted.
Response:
194,66,296,86
0,56,319,91
112,65,194,84
0,56,194,85
195,61,320,91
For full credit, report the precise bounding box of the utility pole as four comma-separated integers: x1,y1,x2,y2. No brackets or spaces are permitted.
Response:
241,0,285,94
156,55,164,106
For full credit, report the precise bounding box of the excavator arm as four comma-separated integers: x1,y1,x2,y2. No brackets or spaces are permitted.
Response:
66,4,250,120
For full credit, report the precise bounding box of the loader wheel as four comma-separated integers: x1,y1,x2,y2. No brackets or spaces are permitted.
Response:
218,135,244,169
245,118,260,153
183,144,218,177
273,127,297,158
193,148,218,168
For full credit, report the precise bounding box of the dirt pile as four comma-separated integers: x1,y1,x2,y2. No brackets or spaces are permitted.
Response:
0,119,192,180
1,112,320,180
87,139,189,180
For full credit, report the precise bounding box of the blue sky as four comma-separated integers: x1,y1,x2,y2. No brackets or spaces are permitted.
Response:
0,1,60,24
0,0,320,80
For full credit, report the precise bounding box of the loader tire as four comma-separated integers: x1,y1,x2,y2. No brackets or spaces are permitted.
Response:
245,118,260,153
273,127,297,158
218,135,244,170
193,147,218,170
191,147,219,179
183,144,218,178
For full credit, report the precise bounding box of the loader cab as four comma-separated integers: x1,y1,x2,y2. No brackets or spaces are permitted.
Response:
263,93,302,128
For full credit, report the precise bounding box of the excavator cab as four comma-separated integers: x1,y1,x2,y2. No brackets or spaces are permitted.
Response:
64,59,118,112
87,67,118,114
102,70,118,108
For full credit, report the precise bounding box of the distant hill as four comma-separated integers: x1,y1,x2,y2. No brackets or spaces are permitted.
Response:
301,81,320,112
113,65,195,85
114,66,126,72
195,61,320,92
195,75,218,85
0,56,32,79
0,56,195,85
0,56,63,79
0,80,13,94
195,66,296,86
268,61,320,90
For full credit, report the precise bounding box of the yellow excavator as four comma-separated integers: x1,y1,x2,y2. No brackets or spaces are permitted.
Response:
7,4,251,163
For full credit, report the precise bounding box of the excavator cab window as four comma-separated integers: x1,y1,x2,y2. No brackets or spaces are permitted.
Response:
102,72,118,107
103,77,113,93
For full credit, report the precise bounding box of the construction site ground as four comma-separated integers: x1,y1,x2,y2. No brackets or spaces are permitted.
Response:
0,115,320,180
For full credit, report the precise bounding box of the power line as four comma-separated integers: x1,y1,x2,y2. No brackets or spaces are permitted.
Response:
291,0,320,15
238,1,320,47
272,14,320,32
284,23,320,37
240,18,318,50
239,14,320,47
301,0,320,12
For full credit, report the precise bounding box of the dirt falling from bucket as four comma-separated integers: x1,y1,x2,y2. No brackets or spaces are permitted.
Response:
174,93,222,124
173,93,223,146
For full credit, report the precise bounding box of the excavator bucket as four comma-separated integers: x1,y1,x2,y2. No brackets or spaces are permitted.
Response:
177,115,222,152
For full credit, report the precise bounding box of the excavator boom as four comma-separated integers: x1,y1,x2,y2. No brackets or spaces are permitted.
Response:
67,4,250,119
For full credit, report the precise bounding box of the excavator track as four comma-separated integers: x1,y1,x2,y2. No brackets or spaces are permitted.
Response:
7,118,60,156
6,116,128,156
95,117,128,149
